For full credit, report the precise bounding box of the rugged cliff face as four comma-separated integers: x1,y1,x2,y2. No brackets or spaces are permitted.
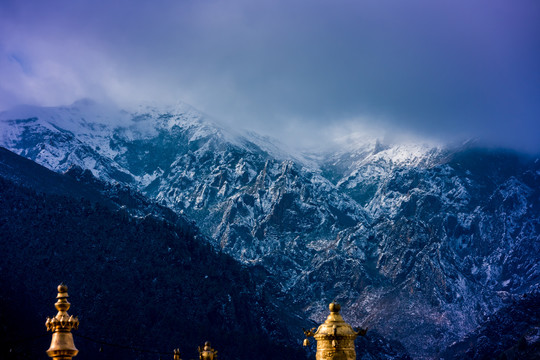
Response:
1,100,538,358
440,289,540,360
0,147,411,360
321,145,540,357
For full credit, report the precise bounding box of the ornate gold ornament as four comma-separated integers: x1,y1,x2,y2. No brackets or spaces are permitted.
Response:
198,341,218,360
303,301,367,360
45,284,79,360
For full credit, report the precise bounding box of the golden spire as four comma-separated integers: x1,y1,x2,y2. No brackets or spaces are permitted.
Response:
45,284,79,360
303,301,367,360
198,341,218,360
173,348,182,360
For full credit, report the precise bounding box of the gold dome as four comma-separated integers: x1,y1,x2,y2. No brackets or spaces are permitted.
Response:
313,301,358,340
303,301,367,360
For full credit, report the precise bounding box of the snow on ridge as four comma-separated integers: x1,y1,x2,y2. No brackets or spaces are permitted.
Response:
324,130,445,168
124,100,255,148
127,100,323,168
0,99,447,176
367,143,442,167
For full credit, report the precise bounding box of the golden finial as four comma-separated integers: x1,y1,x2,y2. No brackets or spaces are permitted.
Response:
173,348,182,360
329,301,341,313
45,284,79,360
198,341,217,360
303,301,367,360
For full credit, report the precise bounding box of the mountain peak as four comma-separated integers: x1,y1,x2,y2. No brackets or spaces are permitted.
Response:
1,100,538,359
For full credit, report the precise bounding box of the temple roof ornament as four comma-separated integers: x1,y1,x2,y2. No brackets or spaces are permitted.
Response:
198,341,218,360
303,301,367,360
45,284,79,360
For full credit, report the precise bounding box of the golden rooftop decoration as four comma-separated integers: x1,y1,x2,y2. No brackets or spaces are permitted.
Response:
303,301,367,360
198,341,218,360
45,284,79,360
173,348,182,360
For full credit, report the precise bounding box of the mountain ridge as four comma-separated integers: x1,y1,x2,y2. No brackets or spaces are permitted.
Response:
1,99,538,358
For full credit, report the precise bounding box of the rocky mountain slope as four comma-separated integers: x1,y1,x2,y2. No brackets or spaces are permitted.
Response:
0,147,410,360
317,142,540,356
441,288,540,359
1,100,538,358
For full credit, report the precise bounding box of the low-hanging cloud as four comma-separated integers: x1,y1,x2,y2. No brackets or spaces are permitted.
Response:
1,0,539,152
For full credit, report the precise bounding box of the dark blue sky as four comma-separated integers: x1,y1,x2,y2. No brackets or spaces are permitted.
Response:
1,0,539,151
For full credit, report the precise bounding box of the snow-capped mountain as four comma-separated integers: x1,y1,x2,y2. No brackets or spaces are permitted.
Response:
1,100,538,359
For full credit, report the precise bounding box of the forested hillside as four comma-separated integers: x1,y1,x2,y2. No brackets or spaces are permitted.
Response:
0,175,306,360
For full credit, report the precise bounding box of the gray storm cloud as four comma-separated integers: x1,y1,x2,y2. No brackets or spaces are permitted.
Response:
1,0,539,151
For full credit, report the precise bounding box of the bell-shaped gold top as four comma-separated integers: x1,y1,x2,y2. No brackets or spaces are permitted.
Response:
45,284,79,360
303,301,367,360
198,341,218,360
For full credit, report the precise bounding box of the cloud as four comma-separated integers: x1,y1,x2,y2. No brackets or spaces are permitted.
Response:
1,0,539,152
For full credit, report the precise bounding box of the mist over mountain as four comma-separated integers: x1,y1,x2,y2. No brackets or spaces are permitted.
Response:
1,100,539,359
